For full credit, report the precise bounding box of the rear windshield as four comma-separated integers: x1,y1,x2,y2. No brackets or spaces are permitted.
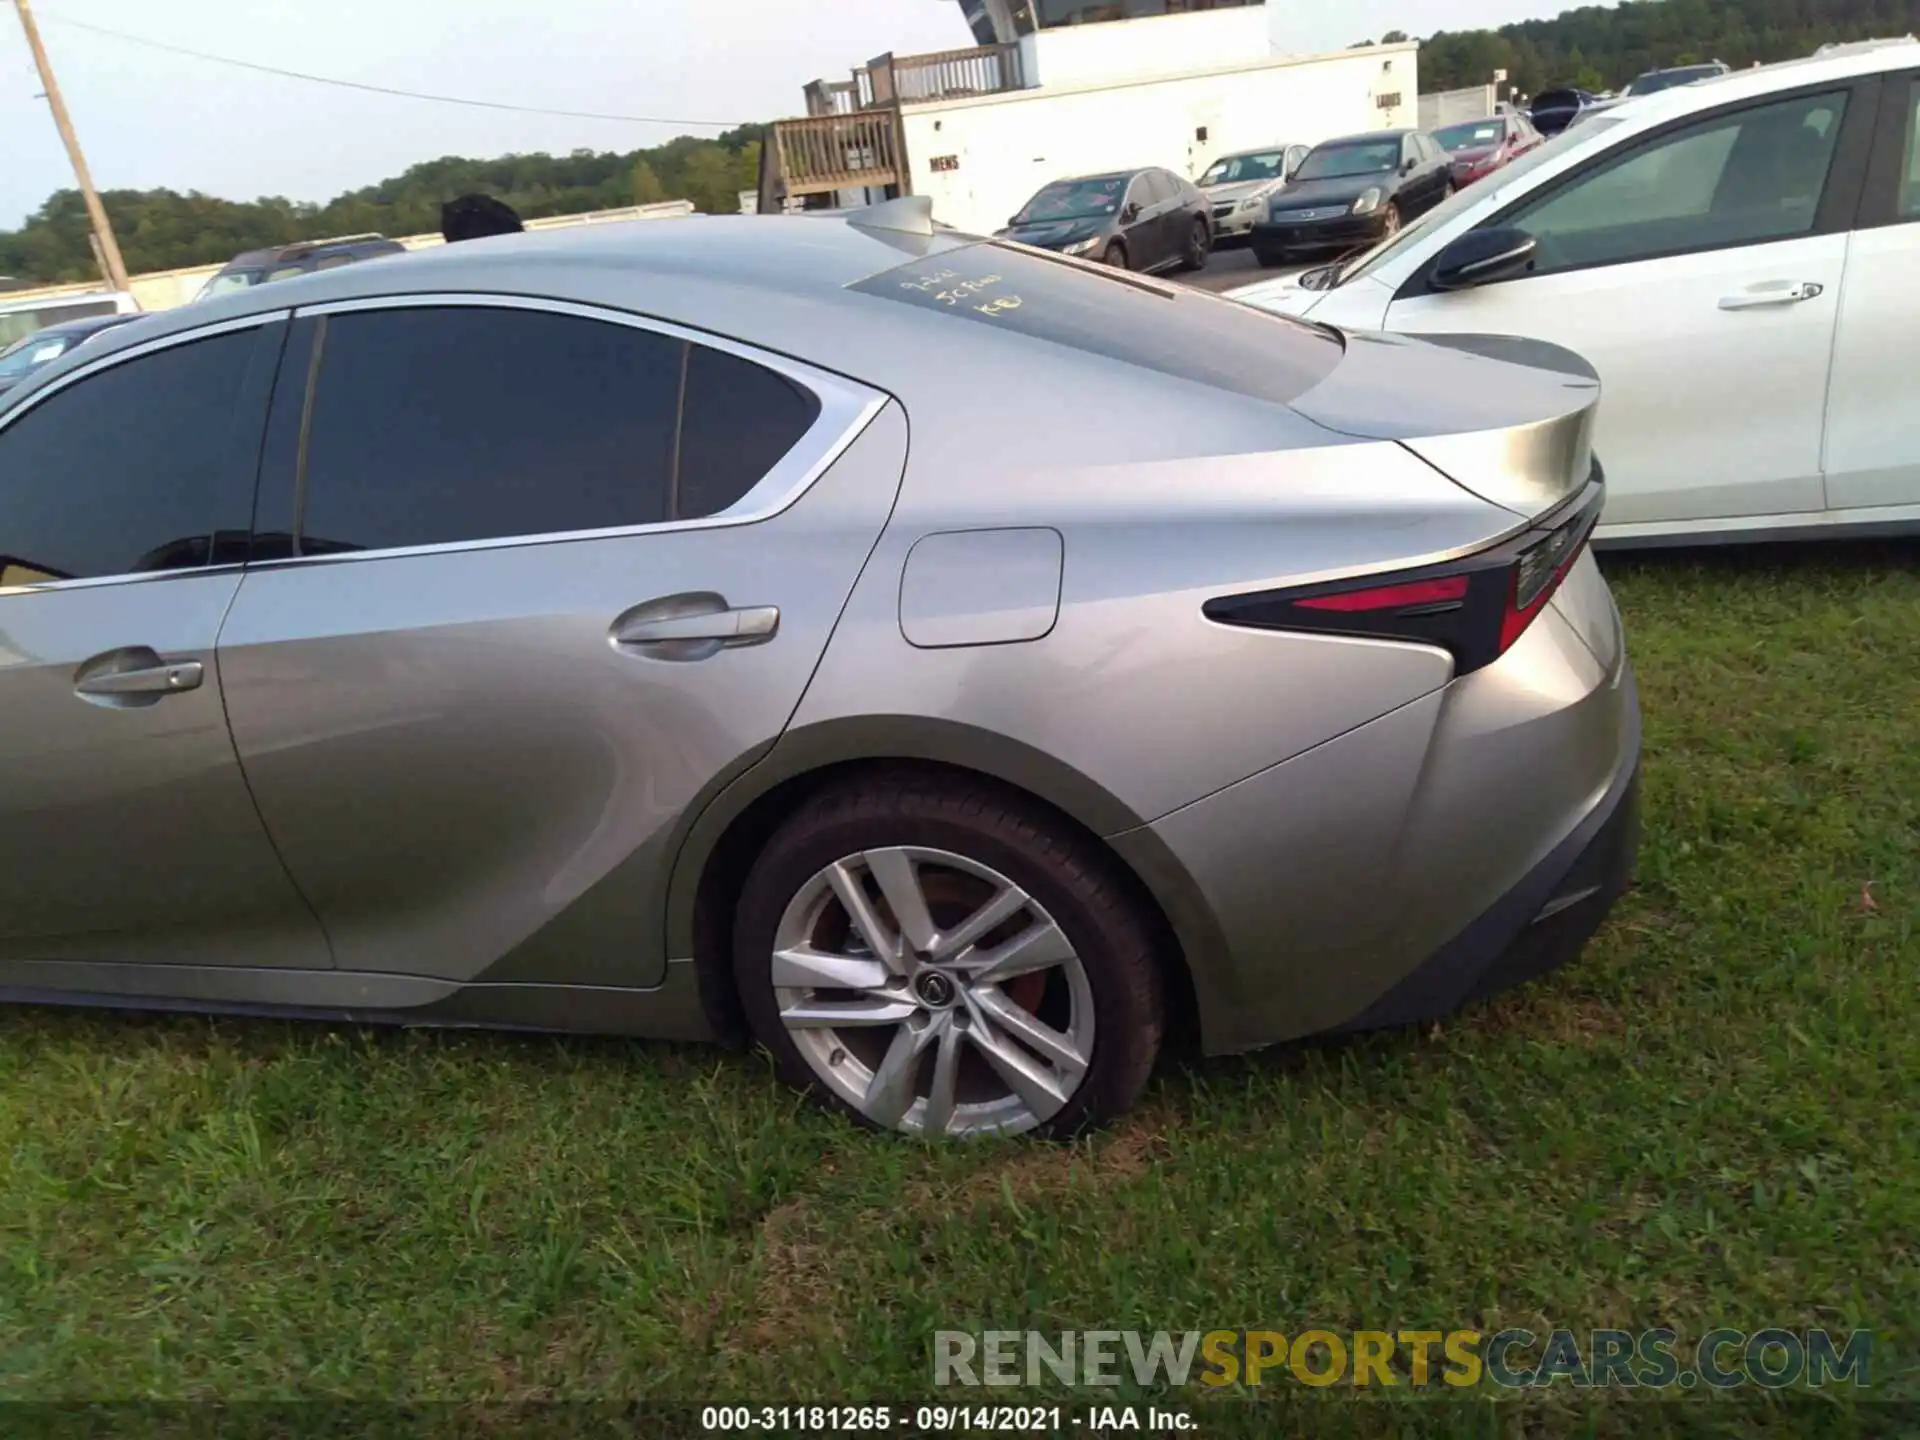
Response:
849,240,1341,407
1434,121,1504,151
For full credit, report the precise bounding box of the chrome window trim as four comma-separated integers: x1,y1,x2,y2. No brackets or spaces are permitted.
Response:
0,563,250,600
0,311,290,599
251,292,891,569
0,310,289,436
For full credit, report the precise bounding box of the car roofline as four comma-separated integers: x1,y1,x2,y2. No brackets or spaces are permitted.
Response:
1309,130,1414,148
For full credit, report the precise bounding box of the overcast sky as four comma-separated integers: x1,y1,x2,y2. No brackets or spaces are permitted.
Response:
1,0,1575,228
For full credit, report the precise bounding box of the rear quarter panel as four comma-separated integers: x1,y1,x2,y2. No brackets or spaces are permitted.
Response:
791,363,1526,825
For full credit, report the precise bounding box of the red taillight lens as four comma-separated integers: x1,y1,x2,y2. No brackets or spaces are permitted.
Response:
1294,576,1469,613
1496,513,1593,655
1202,475,1606,677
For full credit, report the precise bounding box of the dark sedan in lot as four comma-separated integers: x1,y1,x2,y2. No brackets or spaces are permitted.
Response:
997,167,1212,274
0,312,145,397
1249,130,1454,267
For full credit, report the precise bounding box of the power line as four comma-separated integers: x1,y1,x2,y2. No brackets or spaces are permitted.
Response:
36,13,748,130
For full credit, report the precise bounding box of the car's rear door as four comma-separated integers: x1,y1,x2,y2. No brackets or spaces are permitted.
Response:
1384,80,1876,528
1121,173,1167,268
1822,68,1920,513
216,297,902,987
0,314,333,972
1417,134,1451,209
1169,170,1207,248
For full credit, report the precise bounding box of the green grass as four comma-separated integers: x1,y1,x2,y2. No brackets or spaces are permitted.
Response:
2,542,1916,1430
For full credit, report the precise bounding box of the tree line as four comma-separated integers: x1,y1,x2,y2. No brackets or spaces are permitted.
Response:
1399,0,1920,97
1,126,764,285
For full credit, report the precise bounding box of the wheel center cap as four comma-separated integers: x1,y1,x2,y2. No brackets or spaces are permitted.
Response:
913,971,958,1009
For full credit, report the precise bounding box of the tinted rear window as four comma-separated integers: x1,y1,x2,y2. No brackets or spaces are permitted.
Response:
677,344,822,519
296,306,682,554
849,241,1340,407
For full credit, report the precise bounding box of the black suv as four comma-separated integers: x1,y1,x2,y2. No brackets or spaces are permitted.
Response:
195,235,407,302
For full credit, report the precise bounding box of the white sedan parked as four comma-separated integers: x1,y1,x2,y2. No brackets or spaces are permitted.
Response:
1232,41,1920,547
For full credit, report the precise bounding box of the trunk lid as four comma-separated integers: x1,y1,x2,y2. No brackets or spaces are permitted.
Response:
1287,328,1601,519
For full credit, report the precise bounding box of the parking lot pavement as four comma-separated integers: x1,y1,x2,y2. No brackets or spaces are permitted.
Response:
1182,243,1308,294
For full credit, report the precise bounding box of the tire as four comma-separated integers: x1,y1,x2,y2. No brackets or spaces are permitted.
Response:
1101,240,1129,270
732,772,1165,1140
1250,243,1287,269
1177,219,1210,273
1381,202,1403,239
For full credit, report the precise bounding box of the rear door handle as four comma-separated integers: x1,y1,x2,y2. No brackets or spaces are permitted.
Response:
73,647,204,708
1719,281,1823,310
611,593,779,662
617,607,779,646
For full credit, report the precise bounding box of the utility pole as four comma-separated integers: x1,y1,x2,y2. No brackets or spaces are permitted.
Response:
11,0,131,293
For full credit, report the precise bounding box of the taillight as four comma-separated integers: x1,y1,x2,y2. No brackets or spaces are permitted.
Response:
1203,476,1603,676
1498,510,1591,652
1295,576,1468,613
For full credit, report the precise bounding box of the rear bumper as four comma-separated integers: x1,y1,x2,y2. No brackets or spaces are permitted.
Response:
1337,722,1640,1032
1121,568,1638,1056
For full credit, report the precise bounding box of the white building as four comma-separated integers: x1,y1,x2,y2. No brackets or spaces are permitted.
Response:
760,1,1417,237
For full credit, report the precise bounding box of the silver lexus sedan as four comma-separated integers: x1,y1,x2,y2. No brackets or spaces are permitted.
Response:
0,199,1639,1139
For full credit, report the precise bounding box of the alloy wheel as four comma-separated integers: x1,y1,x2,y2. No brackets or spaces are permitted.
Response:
770,846,1095,1138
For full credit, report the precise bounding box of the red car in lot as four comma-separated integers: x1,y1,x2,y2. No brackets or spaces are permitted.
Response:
1432,111,1545,186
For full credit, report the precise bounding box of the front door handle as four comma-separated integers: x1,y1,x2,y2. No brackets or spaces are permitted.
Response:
611,592,779,662
73,647,204,708
1719,281,1824,310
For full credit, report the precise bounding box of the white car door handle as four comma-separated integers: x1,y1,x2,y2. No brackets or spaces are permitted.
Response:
1719,282,1824,310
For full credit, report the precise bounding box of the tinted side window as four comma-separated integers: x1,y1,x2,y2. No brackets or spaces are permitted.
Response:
1510,91,1849,275
297,306,681,554
0,329,259,584
677,344,822,519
